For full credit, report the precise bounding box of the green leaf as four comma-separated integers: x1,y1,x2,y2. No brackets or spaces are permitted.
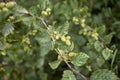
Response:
35,31,52,57
102,48,112,60
96,25,106,35
2,22,14,37
90,69,117,80
94,41,104,52
29,6,39,16
71,52,89,66
36,58,44,69
0,41,5,50
0,11,11,22
15,6,28,14
72,34,86,46
22,16,34,26
96,57,105,67
103,33,114,44
33,20,44,30
38,0,48,9
40,42,52,57
57,21,69,35
61,70,76,80
35,31,51,43
49,60,61,69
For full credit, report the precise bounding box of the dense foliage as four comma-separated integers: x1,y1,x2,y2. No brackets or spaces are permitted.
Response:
0,0,120,80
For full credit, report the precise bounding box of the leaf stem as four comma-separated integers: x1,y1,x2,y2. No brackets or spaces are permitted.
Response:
111,49,118,69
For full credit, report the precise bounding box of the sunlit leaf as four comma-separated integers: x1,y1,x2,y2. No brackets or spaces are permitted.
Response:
94,41,104,52
61,70,76,80
49,60,61,69
71,52,89,66
102,48,113,60
2,22,14,37
90,69,117,80
57,21,69,35
15,6,28,14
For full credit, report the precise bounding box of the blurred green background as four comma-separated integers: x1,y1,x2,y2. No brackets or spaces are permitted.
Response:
0,0,120,80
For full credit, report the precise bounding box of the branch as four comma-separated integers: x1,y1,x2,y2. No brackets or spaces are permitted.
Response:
38,17,89,80
56,48,89,80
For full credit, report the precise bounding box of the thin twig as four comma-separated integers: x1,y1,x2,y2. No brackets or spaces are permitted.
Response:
57,48,89,80
38,17,89,80
37,17,56,43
